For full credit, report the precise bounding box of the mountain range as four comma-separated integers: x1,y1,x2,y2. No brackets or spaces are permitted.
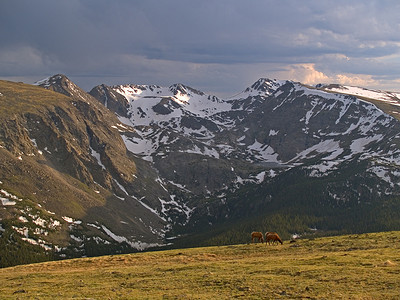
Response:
1,74,400,266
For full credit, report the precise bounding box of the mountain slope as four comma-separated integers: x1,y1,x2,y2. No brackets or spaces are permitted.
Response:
90,79,400,191
0,77,173,265
2,75,400,266
89,78,400,238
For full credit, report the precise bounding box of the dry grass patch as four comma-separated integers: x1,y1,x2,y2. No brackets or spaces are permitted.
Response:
0,80,69,117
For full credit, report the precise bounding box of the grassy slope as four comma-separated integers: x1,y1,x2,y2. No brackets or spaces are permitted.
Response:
0,231,399,299
0,80,67,116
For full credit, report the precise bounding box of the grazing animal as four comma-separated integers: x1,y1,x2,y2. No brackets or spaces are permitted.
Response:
264,232,275,244
265,232,283,245
251,231,264,243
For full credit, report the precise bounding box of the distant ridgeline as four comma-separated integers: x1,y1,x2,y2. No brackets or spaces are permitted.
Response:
1,75,400,266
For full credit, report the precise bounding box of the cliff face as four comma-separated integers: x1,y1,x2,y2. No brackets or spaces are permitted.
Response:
89,84,130,117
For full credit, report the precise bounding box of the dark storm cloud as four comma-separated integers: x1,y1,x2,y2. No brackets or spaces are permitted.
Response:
1,0,400,94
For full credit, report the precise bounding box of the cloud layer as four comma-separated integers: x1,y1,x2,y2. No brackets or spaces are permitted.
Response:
1,0,400,96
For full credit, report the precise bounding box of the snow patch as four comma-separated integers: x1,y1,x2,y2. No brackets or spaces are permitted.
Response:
326,85,400,107
247,140,280,163
291,139,342,162
101,225,162,251
90,146,106,170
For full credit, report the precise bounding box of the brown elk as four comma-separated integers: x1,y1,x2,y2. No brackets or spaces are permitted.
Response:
251,231,264,243
265,232,283,245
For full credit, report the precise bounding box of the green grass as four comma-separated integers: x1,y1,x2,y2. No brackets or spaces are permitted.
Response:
0,231,399,299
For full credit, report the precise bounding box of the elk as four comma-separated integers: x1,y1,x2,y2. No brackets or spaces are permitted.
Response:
265,232,283,245
251,231,264,243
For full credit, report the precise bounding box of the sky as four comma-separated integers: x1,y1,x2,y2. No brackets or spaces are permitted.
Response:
1,0,400,97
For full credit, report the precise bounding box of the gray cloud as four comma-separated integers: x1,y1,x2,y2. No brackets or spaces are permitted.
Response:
1,0,400,95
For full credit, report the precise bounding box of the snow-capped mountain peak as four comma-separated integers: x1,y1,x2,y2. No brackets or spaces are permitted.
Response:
112,84,163,101
169,83,204,97
229,78,287,100
248,78,286,93
34,75,60,88
89,76,400,226
98,82,232,126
